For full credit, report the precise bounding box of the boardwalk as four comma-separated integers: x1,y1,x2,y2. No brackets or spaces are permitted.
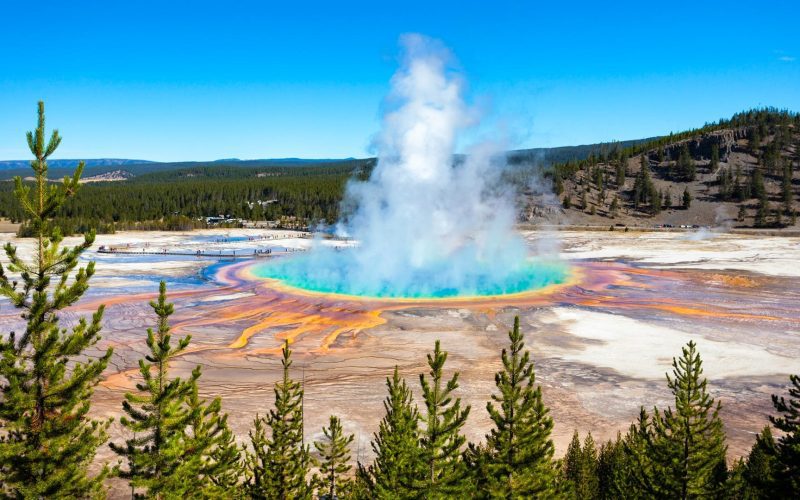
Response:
97,247,305,259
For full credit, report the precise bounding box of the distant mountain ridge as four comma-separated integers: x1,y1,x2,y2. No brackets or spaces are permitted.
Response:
0,158,154,170
0,141,652,179
0,157,363,180
0,157,360,171
210,157,357,164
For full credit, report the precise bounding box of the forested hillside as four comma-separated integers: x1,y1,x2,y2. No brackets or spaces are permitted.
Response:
0,160,374,234
528,108,800,228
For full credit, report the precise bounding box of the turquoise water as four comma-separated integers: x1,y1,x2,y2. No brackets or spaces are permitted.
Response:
251,252,569,299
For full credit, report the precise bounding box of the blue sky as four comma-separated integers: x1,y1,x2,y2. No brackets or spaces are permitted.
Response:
1,1,798,161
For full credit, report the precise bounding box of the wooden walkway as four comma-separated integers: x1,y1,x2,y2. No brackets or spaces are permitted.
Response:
97,248,304,259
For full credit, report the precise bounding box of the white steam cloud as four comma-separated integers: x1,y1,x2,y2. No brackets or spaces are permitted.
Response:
259,35,565,297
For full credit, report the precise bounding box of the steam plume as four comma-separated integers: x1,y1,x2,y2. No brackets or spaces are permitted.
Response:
256,35,566,298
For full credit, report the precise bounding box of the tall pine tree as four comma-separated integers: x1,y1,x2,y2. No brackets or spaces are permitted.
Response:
186,383,243,496
0,101,113,498
782,163,793,215
313,415,355,499
581,433,600,498
369,366,422,499
597,434,627,500
245,340,311,499
769,374,800,496
646,341,728,498
562,431,583,494
111,281,239,497
740,426,779,498
415,340,472,497
621,408,656,499
483,316,559,497
562,431,599,498
675,143,696,181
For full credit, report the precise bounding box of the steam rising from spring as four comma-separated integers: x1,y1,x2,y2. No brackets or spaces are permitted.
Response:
255,35,567,298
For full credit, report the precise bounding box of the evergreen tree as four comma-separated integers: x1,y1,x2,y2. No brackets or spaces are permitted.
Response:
416,340,472,497
482,316,559,497
313,415,354,499
597,435,626,500
110,281,238,497
717,168,732,200
593,166,604,191
646,341,728,498
351,463,376,499
245,340,311,499
663,190,672,209
750,128,762,148
621,408,656,498
562,431,599,498
463,442,492,494
609,196,620,217
651,186,662,214
186,383,243,496
755,194,770,227
615,162,625,187
553,173,564,196
581,433,600,499
725,458,747,498
245,417,271,496
683,187,692,209
369,366,422,499
769,374,800,496
110,281,193,496
562,194,572,210
734,167,747,202
750,168,766,200
251,202,265,223
782,163,793,214
676,144,696,181
741,426,778,498
562,431,581,486
0,101,112,498
561,432,583,496
633,164,654,209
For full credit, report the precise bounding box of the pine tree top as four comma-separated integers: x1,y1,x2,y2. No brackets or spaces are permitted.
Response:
0,101,112,498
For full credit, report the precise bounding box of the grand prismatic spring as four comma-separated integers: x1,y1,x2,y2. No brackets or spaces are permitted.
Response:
2,228,797,465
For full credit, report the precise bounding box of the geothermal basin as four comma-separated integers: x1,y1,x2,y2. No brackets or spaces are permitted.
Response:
1,228,798,467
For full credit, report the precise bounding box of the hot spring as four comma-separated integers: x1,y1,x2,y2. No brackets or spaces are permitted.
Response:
252,35,569,299
250,251,569,299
